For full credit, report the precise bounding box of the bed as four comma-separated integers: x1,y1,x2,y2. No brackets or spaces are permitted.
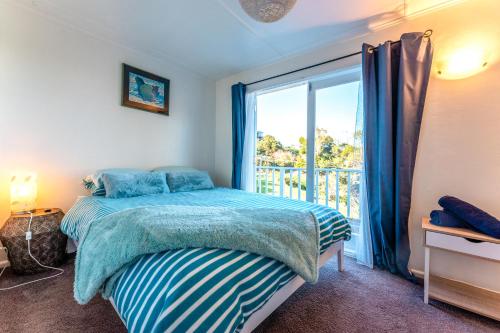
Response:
61,187,351,333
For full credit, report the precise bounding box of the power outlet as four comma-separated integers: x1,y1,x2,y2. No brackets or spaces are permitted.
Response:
0,241,10,268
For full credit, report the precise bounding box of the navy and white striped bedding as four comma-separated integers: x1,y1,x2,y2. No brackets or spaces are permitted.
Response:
61,188,350,333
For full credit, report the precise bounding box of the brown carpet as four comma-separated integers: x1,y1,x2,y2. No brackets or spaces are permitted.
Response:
0,257,499,333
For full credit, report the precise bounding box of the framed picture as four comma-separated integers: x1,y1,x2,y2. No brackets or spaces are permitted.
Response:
122,64,170,116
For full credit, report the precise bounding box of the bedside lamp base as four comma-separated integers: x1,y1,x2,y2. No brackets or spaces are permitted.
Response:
0,209,66,275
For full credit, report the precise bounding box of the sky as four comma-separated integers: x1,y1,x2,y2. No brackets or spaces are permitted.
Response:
256,81,360,147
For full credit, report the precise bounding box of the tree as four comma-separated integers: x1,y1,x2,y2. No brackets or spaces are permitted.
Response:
315,128,335,168
298,137,307,155
256,135,282,157
314,128,356,169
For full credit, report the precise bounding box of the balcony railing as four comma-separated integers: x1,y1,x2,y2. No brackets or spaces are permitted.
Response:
255,166,362,220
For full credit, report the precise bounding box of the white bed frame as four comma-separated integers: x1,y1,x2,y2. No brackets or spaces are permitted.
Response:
108,240,344,332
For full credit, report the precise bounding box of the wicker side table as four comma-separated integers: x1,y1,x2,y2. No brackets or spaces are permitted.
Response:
0,208,67,275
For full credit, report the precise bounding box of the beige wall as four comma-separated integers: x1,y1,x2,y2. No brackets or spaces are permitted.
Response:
0,3,216,224
215,0,500,290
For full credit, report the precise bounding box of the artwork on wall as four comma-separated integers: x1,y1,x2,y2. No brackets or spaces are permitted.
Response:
122,64,170,116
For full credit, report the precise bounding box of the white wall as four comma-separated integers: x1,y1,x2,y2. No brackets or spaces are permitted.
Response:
215,0,500,291
0,3,216,223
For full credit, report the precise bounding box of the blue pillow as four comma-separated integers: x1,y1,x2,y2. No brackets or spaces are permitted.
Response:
166,170,214,193
83,168,144,196
439,196,500,239
102,172,169,199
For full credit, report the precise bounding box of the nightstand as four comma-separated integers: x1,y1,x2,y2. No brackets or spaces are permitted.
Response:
422,217,500,321
0,209,67,274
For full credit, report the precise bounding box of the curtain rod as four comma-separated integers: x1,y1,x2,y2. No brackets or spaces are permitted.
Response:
245,29,433,87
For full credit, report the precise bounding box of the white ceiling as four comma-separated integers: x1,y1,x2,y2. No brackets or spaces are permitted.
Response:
13,0,461,79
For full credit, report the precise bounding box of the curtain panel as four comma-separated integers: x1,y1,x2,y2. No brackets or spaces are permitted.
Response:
354,80,374,268
362,33,433,278
231,83,247,189
241,92,257,192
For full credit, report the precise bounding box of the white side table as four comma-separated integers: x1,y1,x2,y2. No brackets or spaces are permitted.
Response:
422,218,500,321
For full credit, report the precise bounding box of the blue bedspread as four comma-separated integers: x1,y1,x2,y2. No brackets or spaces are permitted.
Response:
61,188,351,333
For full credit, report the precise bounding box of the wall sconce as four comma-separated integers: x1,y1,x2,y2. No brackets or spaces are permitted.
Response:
436,45,489,80
10,172,37,214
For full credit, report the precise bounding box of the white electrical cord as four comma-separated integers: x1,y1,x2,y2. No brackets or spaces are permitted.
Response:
0,212,64,291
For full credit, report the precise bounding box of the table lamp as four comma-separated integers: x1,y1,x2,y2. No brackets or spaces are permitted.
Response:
10,172,37,214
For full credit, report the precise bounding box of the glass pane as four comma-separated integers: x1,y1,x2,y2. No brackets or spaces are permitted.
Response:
314,81,361,218
255,84,308,200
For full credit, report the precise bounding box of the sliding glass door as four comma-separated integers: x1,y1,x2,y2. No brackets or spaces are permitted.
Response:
254,67,362,256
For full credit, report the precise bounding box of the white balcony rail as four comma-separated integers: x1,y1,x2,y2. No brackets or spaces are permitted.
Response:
255,166,362,220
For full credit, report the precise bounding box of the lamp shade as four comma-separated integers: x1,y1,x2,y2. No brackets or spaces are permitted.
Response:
10,172,37,214
239,0,297,23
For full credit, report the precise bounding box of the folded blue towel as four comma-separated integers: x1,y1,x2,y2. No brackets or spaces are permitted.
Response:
439,196,500,239
430,210,470,228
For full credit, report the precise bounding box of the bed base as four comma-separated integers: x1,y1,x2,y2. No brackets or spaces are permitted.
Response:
108,240,344,333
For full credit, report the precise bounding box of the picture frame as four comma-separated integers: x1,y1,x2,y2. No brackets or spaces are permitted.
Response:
122,64,170,116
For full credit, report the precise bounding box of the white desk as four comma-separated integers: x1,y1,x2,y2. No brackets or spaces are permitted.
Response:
422,218,500,321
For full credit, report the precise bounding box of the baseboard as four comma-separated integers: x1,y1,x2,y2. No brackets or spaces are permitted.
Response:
410,268,425,279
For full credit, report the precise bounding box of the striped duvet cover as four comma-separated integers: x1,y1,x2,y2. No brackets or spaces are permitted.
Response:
61,188,351,333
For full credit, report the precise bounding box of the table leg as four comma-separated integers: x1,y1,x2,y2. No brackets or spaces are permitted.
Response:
424,246,430,304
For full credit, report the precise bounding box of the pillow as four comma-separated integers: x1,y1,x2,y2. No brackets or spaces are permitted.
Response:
102,171,169,199
82,168,144,196
166,170,214,193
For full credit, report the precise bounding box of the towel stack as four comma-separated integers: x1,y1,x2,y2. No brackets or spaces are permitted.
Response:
430,196,500,239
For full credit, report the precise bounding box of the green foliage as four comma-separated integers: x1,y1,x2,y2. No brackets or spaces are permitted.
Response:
256,129,358,169
256,135,282,156
298,137,307,155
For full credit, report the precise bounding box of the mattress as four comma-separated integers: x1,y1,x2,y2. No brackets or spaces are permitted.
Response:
61,188,351,333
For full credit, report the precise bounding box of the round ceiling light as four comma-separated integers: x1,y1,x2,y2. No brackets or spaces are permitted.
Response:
239,0,297,23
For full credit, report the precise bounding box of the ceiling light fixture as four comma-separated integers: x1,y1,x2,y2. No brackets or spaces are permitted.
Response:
239,0,297,23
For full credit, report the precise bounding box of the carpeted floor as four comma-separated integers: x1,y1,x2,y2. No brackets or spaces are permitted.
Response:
0,256,499,333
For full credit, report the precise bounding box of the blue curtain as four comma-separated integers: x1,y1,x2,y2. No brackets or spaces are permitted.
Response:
231,83,247,189
362,33,433,278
